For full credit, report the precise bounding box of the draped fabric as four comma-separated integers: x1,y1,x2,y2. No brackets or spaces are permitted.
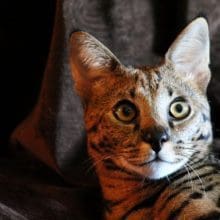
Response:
1,0,220,219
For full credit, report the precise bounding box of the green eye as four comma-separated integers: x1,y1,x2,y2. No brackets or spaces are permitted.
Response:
113,100,137,123
169,100,191,120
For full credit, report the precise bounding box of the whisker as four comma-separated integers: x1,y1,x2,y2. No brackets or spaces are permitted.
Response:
166,175,171,184
186,163,206,197
139,175,147,189
86,155,111,174
183,164,194,192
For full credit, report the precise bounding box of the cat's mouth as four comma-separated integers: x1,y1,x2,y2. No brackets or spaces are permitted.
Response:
113,155,187,180
128,149,182,168
137,155,165,166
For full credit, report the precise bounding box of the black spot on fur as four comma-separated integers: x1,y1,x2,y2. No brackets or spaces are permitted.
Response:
190,192,203,199
169,121,174,128
140,79,145,88
134,75,138,82
130,88,136,98
155,83,159,90
133,123,140,131
168,88,173,96
202,113,209,122
88,124,98,133
196,129,200,134
177,140,183,144
196,133,210,141
109,59,119,71
204,184,213,192
204,182,220,192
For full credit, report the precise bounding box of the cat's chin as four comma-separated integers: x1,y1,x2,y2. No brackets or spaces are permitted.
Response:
146,158,188,180
113,156,188,180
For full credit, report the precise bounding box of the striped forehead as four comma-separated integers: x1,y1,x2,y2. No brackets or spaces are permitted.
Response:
134,68,162,102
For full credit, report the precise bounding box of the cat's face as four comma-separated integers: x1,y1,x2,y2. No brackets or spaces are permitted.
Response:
70,18,212,179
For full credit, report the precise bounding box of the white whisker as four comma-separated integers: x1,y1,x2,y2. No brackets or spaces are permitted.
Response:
186,163,207,197
183,164,194,192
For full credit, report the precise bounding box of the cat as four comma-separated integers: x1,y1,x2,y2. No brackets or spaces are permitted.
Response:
69,17,220,219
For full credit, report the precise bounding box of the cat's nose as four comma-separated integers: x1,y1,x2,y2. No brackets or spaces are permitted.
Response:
142,126,169,153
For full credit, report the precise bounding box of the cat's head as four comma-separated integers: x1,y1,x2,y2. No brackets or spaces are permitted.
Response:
69,18,212,180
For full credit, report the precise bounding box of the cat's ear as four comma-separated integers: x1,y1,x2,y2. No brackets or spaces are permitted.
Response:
69,31,120,102
165,17,210,92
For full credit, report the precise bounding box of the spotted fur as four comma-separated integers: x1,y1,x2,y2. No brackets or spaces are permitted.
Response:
70,18,220,219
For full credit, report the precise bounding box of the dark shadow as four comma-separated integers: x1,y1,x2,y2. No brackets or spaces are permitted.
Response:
150,0,188,56
0,1,56,149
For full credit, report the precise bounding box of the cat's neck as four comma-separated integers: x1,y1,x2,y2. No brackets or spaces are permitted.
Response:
94,157,168,219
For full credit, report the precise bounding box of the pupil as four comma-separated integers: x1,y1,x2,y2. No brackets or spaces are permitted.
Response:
175,104,183,113
122,106,131,116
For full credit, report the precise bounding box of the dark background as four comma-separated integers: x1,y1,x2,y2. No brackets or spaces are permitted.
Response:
0,1,56,148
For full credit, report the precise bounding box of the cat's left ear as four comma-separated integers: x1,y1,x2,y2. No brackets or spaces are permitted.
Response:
69,31,120,103
165,17,210,92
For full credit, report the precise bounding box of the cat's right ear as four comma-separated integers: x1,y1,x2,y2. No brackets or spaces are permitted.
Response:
69,31,120,104
165,17,210,93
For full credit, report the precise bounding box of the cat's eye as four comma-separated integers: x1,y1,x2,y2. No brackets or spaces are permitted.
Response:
113,100,137,123
169,99,191,120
